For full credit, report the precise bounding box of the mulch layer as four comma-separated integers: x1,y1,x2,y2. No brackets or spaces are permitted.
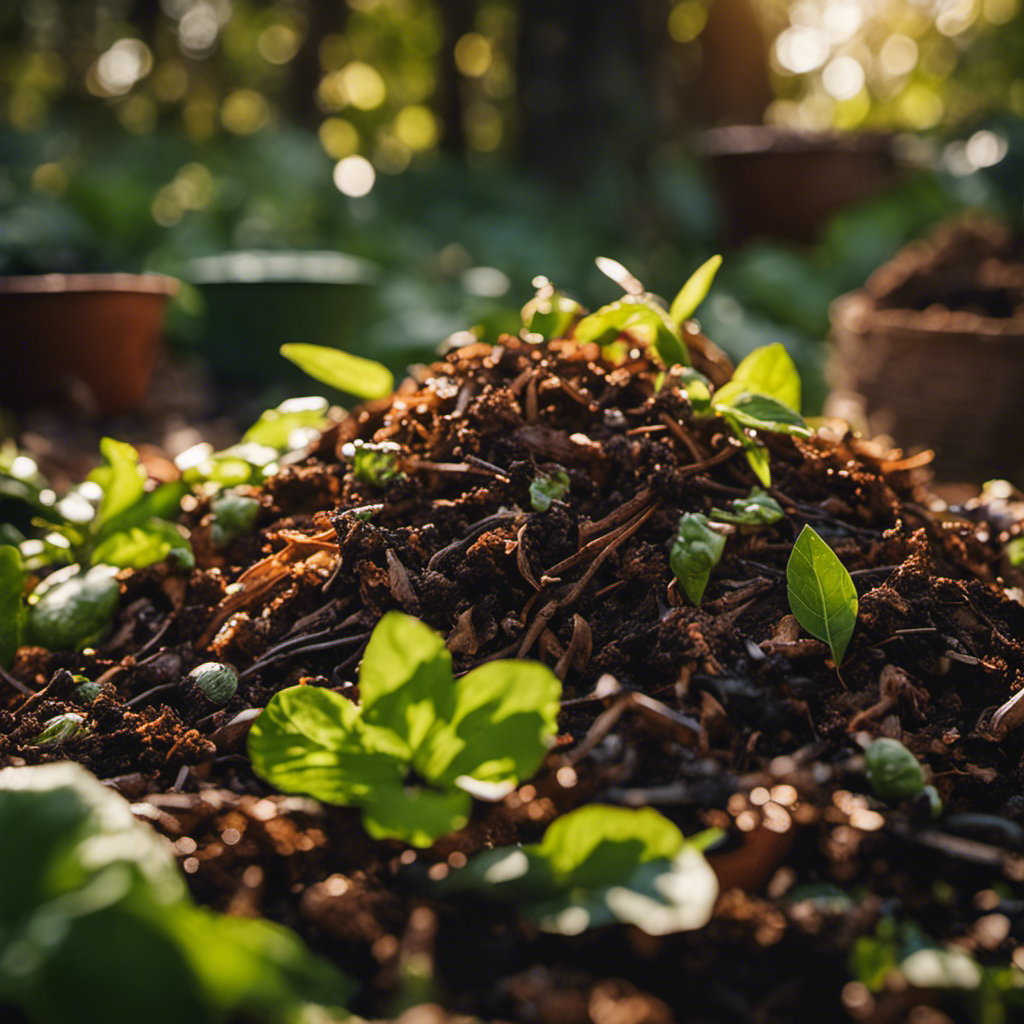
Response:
6,333,1024,1024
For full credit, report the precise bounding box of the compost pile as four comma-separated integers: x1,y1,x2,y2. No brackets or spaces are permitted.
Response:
6,330,1024,1024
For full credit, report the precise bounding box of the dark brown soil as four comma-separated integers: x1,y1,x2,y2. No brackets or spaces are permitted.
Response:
6,332,1024,1024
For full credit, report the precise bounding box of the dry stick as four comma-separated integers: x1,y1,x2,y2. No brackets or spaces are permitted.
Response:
517,503,658,658
659,412,707,463
563,697,630,767
426,511,520,572
516,523,542,591
544,506,653,579
579,488,653,543
0,665,32,695
238,631,372,681
676,443,739,477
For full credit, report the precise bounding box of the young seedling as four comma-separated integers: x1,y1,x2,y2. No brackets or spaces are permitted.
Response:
786,525,858,666
32,712,91,747
709,343,810,487
341,440,403,488
529,468,570,512
248,611,561,847
668,254,723,328
710,487,784,528
864,736,941,816
438,804,722,936
670,513,727,607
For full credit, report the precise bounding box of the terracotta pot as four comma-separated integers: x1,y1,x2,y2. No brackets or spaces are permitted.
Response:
187,251,378,384
700,126,900,246
0,273,179,415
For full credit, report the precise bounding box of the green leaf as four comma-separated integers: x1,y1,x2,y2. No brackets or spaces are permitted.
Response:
26,564,121,651
710,487,784,528
713,342,802,412
280,343,393,400
209,491,261,548
669,513,727,606
718,394,811,437
242,396,330,450
417,658,561,786
529,468,570,512
359,611,455,757
90,519,187,570
249,612,562,847
521,288,584,341
573,298,690,368
669,254,722,327
248,685,408,806
440,805,720,937
786,525,859,665
88,438,145,535
343,440,402,488
864,737,925,803
0,545,24,669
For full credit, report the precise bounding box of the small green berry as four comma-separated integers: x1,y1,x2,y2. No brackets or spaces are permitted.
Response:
34,712,90,748
865,737,925,803
186,662,239,706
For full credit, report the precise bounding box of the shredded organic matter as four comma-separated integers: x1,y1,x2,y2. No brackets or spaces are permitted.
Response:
5,331,1024,1023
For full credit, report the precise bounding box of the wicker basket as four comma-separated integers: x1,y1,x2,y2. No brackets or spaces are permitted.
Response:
828,218,1024,484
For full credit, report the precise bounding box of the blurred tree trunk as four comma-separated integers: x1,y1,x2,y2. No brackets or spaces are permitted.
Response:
436,0,476,154
696,0,771,125
514,0,671,192
287,0,349,130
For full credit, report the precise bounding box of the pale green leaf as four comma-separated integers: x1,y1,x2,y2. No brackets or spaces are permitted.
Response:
573,298,690,368
359,611,455,756
247,686,407,806
359,784,471,847
710,487,784,528
713,342,801,412
418,659,561,786
280,343,393,400
89,438,145,534
786,525,859,665
718,395,811,437
90,520,186,570
669,254,722,327
242,396,329,450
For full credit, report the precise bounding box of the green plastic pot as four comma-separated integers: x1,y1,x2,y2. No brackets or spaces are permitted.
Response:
187,251,379,384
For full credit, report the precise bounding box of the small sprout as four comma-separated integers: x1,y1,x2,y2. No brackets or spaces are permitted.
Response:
341,440,402,489
710,487,785,528
529,469,570,512
923,784,943,819
73,678,102,705
186,662,239,706
521,278,583,340
33,712,90,748
209,491,261,548
865,737,926,803
670,513,726,607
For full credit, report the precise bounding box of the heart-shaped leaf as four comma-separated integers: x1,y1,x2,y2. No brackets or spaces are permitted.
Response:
786,525,859,665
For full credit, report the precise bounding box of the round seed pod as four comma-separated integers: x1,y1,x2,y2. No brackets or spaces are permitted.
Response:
865,737,925,803
34,712,90,748
185,662,239,706
73,680,102,705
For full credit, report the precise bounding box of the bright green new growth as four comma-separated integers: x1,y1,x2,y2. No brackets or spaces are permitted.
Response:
865,737,926,803
670,513,727,607
521,279,584,341
669,254,723,327
530,468,570,512
248,611,562,847
711,343,810,488
786,525,859,666
573,297,690,369
32,712,90,747
209,491,261,548
438,804,721,936
0,762,352,1024
342,439,403,488
280,342,393,400
710,487,784,528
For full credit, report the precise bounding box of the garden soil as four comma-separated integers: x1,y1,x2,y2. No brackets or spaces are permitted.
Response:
6,333,1024,1023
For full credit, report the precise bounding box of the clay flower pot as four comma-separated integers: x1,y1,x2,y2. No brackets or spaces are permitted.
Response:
187,251,378,384
700,126,900,246
0,273,179,415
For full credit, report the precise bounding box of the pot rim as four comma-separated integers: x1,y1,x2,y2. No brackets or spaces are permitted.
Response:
187,250,378,286
0,273,180,296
